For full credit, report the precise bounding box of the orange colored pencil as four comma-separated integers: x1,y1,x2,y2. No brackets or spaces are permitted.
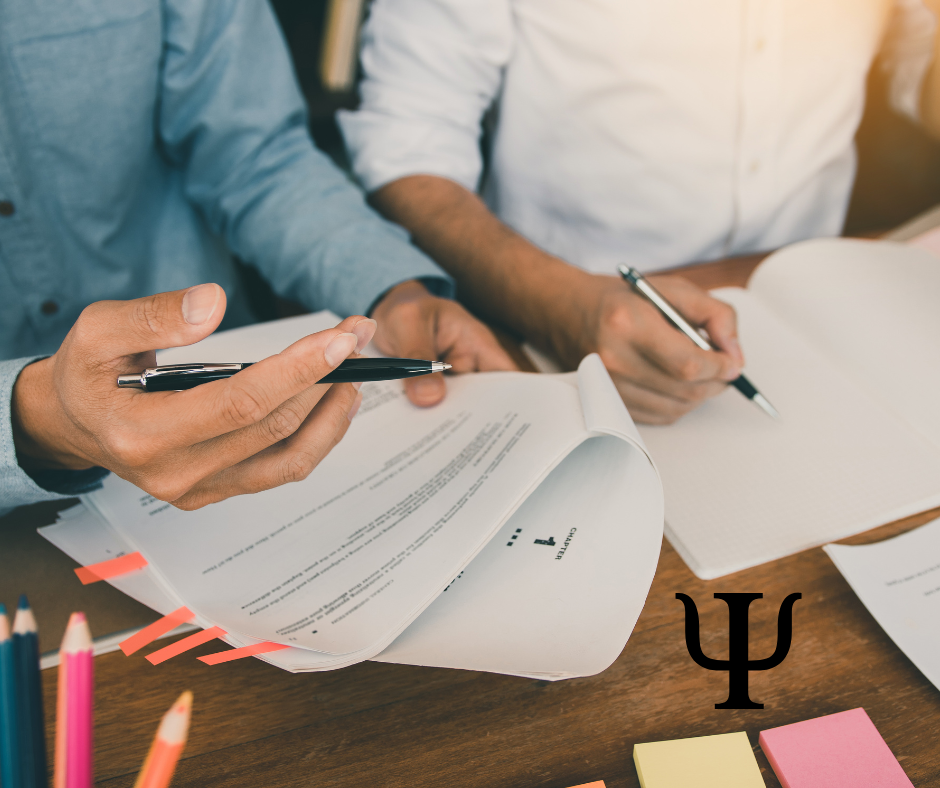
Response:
133,691,192,788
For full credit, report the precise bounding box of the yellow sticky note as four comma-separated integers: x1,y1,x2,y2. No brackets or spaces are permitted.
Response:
633,731,765,788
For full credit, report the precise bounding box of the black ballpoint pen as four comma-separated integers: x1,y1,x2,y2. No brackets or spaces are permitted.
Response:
116,358,452,392
618,265,779,419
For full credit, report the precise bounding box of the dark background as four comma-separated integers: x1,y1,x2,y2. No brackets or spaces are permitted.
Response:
269,0,940,236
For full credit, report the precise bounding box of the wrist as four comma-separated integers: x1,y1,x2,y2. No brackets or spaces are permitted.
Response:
530,265,613,368
11,357,93,471
370,279,433,321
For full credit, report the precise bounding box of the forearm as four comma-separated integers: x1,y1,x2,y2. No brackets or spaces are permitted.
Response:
160,0,451,318
227,146,453,317
370,175,600,365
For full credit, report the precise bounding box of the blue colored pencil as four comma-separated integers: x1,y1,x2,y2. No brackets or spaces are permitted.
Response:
0,603,22,788
14,595,48,788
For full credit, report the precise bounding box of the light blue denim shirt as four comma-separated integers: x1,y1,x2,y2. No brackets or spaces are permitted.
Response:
0,0,452,513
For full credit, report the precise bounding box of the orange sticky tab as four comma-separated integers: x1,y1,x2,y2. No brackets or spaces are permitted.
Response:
198,641,290,665
74,551,148,584
566,783,606,788
120,607,194,656
145,627,226,666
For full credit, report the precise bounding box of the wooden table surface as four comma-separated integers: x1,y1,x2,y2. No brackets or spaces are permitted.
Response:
4,253,940,787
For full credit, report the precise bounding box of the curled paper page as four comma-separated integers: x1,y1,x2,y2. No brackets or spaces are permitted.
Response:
42,314,664,678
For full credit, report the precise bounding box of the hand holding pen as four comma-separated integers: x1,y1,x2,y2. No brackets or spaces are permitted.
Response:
619,266,778,418
11,283,515,511
568,271,745,424
11,285,371,511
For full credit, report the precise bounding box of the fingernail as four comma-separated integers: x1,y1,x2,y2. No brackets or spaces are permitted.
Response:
410,377,442,402
324,333,358,367
727,338,744,365
182,284,220,325
723,366,742,382
352,381,363,391
352,319,377,352
347,393,363,422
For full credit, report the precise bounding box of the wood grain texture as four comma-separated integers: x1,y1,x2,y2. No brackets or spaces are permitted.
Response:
6,253,940,787
0,501,160,654
36,507,939,788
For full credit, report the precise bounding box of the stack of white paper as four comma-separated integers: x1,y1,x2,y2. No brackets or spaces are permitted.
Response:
41,313,664,679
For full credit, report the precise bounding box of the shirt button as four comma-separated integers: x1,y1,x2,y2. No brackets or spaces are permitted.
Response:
40,300,60,316
749,160,761,174
755,38,766,53
0,201,14,217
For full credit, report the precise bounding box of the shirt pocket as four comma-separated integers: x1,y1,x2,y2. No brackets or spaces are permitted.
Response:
9,8,162,225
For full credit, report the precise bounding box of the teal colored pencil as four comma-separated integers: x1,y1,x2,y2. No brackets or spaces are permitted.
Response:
14,595,48,788
0,603,21,788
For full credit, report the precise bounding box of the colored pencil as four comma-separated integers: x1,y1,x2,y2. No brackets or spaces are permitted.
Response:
14,595,49,788
133,691,192,788
55,612,94,788
0,604,21,788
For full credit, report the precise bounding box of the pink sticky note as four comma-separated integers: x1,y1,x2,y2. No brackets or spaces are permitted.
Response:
759,708,913,788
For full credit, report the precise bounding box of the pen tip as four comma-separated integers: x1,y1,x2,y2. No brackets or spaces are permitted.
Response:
18,594,28,610
617,265,641,285
753,393,780,420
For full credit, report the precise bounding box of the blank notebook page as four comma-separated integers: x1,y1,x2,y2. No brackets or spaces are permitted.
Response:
637,287,940,579
750,239,940,448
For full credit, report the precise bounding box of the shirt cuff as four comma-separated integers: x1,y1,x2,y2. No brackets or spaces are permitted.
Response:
0,357,109,516
365,274,456,317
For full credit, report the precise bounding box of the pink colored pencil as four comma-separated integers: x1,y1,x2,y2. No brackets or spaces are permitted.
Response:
54,613,93,788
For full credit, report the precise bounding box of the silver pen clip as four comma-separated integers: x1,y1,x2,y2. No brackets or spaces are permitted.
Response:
117,363,246,389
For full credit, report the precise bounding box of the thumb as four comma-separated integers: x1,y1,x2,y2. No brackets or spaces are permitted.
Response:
81,284,227,360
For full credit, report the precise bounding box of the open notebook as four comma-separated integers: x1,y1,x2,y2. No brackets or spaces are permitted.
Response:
637,238,940,578
41,313,664,678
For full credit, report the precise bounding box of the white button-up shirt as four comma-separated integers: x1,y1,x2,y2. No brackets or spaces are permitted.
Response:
340,0,936,273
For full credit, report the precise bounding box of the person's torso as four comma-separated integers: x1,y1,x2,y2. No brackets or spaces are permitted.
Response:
484,0,894,273
0,0,248,361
